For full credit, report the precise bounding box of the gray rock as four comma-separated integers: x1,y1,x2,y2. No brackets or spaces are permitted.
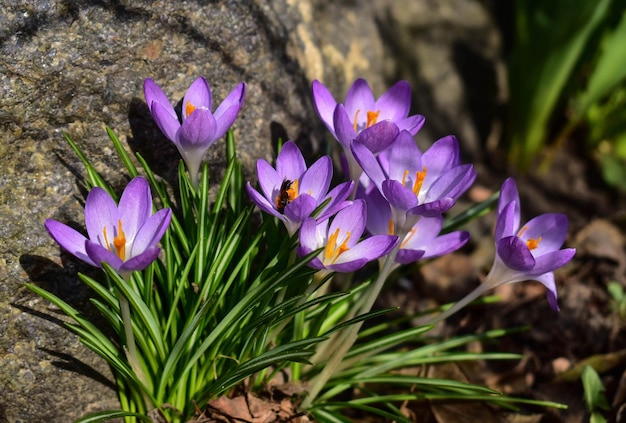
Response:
0,0,502,421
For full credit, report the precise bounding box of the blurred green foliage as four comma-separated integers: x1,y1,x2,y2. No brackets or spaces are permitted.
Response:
506,0,626,189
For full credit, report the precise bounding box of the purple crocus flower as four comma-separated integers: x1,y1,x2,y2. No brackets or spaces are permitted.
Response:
352,130,476,236
485,178,576,310
246,141,354,236
361,186,469,265
144,77,246,188
312,78,424,146
312,79,424,184
297,200,398,272
45,177,172,276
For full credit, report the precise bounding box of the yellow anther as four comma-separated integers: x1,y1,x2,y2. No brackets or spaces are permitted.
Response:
388,219,395,235
185,101,196,117
353,109,361,132
324,228,351,264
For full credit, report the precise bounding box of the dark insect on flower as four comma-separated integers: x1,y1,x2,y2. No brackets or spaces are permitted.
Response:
276,179,293,213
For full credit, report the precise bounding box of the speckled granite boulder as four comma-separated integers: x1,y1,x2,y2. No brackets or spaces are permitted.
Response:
0,0,502,421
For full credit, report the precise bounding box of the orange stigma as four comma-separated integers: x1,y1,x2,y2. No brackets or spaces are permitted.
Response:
366,110,380,128
185,101,196,117
102,220,127,260
353,109,381,131
324,228,351,264
517,226,542,251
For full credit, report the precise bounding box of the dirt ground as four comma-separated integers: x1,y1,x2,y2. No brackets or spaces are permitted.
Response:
401,142,626,423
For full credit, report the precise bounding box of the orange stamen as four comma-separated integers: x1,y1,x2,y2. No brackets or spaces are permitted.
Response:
366,110,380,128
324,228,351,264
387,219,395,235
185,101,196,117
400,227,417,249
353,109,361,132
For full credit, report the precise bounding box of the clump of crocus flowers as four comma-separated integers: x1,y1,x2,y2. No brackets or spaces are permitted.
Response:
43,75,576,417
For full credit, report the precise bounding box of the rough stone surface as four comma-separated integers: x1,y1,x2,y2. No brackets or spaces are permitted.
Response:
0,0,502,421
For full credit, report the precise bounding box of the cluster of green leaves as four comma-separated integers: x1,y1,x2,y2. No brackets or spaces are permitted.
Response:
506,0,626,187
29,128,567,422
28,129,335,422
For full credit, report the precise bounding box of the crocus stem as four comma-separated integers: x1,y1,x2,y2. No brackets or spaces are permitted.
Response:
119,294,148,387
426,283,490,326
301,245,400,409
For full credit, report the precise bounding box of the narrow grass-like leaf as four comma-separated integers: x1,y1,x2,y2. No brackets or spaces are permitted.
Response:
73,409,153,423
107,126,139,178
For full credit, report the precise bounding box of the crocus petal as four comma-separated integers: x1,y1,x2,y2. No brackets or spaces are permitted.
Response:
498,178,520,215
44,219,95,266
351,140,387,188
245,183,283,218
85,240,123,270
213,82,245,121
344,78,375,119
276,141,307,181
212,103,242,141
85,187,118,247
328,200,367,246
120,246,161,273
335,235,397,264
317,181,354,221
395,249,427,264
129,208,172,258
300,156,332,201
118,177,153,241
149,101,182,144
213,82,245,137
177,109,218,147
382,180,419,211
333,104,357,148
327,258,369,273
530,248,576,275
376,80,411,121
144,78,178,122
397,114,426,135
520,213,569,256
298,217,324,253
495,201,518,241
311,80,338,135
387,131,422,182
531,272,560,311
361,186,392,236
355,121,399,154
421,135,461,177
408,198,455,217
284,194,317,224
182,77,212,120
420,231,470,259
497,236,535,271
255,159,282,202
422,164,475,202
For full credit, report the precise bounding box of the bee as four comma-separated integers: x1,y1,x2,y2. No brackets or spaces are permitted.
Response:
276,179,293,213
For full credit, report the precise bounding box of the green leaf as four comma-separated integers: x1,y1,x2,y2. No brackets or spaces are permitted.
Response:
73,409,152,423
582,365,610,412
